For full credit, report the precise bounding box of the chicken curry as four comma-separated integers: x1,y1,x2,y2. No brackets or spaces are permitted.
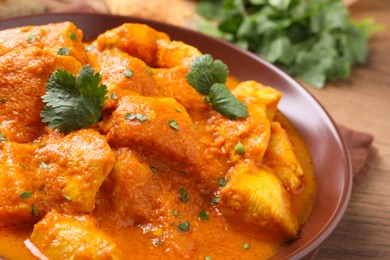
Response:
0,22,316,259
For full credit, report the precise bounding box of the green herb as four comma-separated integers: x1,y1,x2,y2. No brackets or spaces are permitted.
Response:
125,69,133,78
218,177,229,187
211,197,220,205
180,187,189,203
187,54,248,119
40,65,108,134
86,45,94,52
109,92,118,100
0,99,5,103
0,132,6,141
32,203,38,217
205,257,212,260
175,108,182,113
125,113,148,122
154,239,163,245
168,119,179,130
57,47,70,56
208,83,248,120
69,32,77,41
187,54,229,94
26,34,37,43
196,0,383,88
234,141,245,154
19,191,32,199
178,220,190,231
40,161,50,169
199,210,209,221
151,167,159,174
173,210,178,216
145,66,153,76
19,162,29,170
64,194,72,201
242,243,251,250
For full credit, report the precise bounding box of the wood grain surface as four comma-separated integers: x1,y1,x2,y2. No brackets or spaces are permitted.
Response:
306,0,390,258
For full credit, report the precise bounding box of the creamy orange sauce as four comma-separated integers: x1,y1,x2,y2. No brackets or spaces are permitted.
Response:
0,22,315,259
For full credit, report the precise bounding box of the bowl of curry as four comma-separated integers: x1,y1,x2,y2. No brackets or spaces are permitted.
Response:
0,14,352,260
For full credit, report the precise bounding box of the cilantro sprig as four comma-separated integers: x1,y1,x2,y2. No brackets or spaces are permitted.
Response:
187,54,248,119
41,65,108,134
197,0,383,88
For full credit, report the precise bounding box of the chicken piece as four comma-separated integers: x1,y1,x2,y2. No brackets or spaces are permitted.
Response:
199,102,271,165
100,95,201,168
0,129,115,227
232,80,282,121
90,48,160,98
220,161,299,239
103,148,168,224
0,22,88,64
96,23,169,66
263,122,304,192
152,67,209,114
155,39,202,69
0,47,81,143
30,211,122,260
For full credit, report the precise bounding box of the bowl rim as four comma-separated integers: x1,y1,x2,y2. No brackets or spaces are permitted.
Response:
0,13,353,259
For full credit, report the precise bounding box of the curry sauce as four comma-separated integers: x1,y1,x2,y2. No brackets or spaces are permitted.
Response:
0,22,315,259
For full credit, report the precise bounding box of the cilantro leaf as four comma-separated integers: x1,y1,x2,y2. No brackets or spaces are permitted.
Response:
209,83,248,120
197,0,383,88
186,54,229,94
41,65,108,134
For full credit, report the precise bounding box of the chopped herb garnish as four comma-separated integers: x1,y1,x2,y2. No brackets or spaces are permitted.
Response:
64,194,72,201
0,99,5,103
40,161,50,169
136,113,148,122
175,108,182,113
168,119,179,130
187,54,248,119
19,191,32,199
205,257,212,260
218,178,229,187
26,34,37,43
32,203,38,217
208,83,248,120
153,239,163,245
173,210,178,216
179,187,189,203
86,45,94,52
211,197,220,204
19,162,29,170
234,141,245,154
178,220,190,231
125,113,148,122
69,32,77,41
125,69,133,78
151,167,159,174
0,132,6,141
242,243,251,250
109,92,118,99
57,47,70,56
40,65,108,134
199,210,209,221
145,66,153,76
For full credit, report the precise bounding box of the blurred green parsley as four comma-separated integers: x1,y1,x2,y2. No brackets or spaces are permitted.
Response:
196,0,384,88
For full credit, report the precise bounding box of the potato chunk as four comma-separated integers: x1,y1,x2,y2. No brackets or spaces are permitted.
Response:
0,129,115,227
100,95,201,167
220,161,299,239
0,22,88,64
0,47,81,143
263,122,304,192
30,211,122,260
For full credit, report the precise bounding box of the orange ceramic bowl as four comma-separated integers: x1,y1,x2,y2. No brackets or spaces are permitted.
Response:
0,13,353,259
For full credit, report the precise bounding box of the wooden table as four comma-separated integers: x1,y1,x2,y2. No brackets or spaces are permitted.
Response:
307,0,390,258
